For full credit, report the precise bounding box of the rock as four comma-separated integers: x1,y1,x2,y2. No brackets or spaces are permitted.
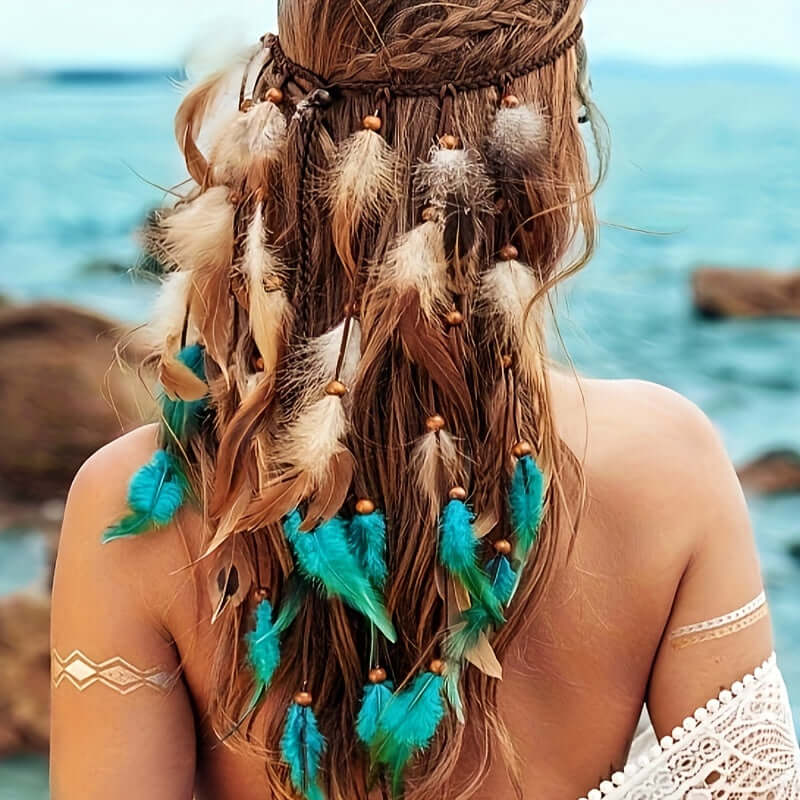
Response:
692,267,800,319
737,450,800,495
0,593,50,756
0,303,155,504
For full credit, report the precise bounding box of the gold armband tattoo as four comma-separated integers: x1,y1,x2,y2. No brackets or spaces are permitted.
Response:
52,649,180,695
670,591,768,650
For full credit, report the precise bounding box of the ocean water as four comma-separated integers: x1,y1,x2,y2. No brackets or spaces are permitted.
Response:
0,63,798,796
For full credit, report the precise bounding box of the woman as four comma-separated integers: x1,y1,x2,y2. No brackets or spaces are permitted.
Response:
49,1,800,798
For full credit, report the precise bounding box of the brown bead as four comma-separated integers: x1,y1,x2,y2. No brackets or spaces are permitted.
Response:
241,98,254,112
228,191,241,207
501,354,513,370
368,667,388,685
494,539,512,556
499,243,519,261
254,587,270,601
422,206,438,222
355,499,376,516
363,114,382,132
445,310,464,327
343,301,360,318
501,94,520,109
294,691,313,707
429,659,446,676
439,134,459,150
254,356,265,371
325,380,348,397
425,414,446,433
449,486,468,502
266,87,284,105
495,196,507,212
512,441,533,458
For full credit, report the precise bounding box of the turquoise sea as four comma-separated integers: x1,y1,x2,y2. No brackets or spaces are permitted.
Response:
0,62,798,796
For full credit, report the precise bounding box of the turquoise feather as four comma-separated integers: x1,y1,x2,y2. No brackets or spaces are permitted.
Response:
486,554,516,606
371,671,446,795
442,662,464,724
439,500,503,625
356,680,394,746
281,701,326,800
442,603,494,666
284,511,396,643
348,510,388,588
161,344,208,444
509,455,544,562
103,449,187,542
246,599,281,690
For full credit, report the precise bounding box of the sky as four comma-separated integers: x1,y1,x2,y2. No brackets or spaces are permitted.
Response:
1,0,799,70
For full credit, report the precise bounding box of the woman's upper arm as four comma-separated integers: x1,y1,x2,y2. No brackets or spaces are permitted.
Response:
645,400,774,737
50,429,196,800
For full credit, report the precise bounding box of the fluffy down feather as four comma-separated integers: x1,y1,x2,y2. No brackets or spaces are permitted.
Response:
356,680,394,746
485,104,548,173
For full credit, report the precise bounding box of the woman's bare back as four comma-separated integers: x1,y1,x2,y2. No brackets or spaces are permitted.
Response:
50,374,772,799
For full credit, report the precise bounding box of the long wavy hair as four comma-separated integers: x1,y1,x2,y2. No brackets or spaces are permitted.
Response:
143,0,606,797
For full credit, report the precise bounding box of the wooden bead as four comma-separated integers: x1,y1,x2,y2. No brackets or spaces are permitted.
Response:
429,659,446,676
254,587,270,601
445,310,464,327
425,414,446,433
266,87,284,105
241,99,254,112
294,691,313,707
501,354,513,370
355,499,376,515
369,667,388,684
502,94,520,109
254,356,265,371
494,539,512,556
325,380,348,397
343,301,360,318
499,243,519,261
422,206,438,222
228,191,241,207
363,114,382,132
439,134,459,150
512,441,533,458
449,486,467,502
495,196,507,212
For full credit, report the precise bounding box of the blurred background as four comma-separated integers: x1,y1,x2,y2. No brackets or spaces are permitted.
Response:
0,1,798,797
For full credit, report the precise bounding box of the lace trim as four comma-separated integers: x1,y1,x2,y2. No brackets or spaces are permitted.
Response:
577,652,800,800
670,591,766,639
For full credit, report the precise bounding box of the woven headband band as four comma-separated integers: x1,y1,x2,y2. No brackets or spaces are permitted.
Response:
263,19,583,101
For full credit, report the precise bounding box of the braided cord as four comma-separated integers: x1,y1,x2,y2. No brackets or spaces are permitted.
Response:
266,19,582,99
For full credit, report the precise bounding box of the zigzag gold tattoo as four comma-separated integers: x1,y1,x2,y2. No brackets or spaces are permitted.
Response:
670,591,768,650
52,649,180,695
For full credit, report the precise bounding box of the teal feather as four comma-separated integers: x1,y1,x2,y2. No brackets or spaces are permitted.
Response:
439,500,504,625
486,554,516,606
371,672,446,795
161,344,208,444
348,511,388,588
442,662,464,724
103,449,187,542
246,599,281,689
509,455,544,562
284,511,396,643
442,603,495,666
281,702,326,800
274,572,307,635
356,680,394,747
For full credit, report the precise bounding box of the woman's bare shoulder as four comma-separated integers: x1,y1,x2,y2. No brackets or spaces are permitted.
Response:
550,374,744,555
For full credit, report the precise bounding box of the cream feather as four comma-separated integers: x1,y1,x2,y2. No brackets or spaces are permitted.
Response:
241,202,290,374
147,271,194,351
209,101,286,188
410,429,461,513
416,145,491,213
151,186,235,273
380,221,449,320
485,105,548,173
479,259,544,383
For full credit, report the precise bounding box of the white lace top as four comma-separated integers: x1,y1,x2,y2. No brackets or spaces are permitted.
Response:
579,654,800,800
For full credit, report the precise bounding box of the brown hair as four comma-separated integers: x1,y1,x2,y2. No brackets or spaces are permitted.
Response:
151,0,606,797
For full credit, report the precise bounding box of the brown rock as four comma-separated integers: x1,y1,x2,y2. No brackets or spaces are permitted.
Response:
692,267,800,319
737,450,800,495
0,593,51,756
0,303,154,504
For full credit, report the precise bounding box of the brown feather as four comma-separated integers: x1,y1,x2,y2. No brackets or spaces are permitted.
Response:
300,448,355,531
192,263,234,376
240,471,313,531
159,355,208,402
208,546,253,624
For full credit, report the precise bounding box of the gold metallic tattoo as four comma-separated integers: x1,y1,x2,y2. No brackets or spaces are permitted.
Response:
51,649,180,695
670,591,768,650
